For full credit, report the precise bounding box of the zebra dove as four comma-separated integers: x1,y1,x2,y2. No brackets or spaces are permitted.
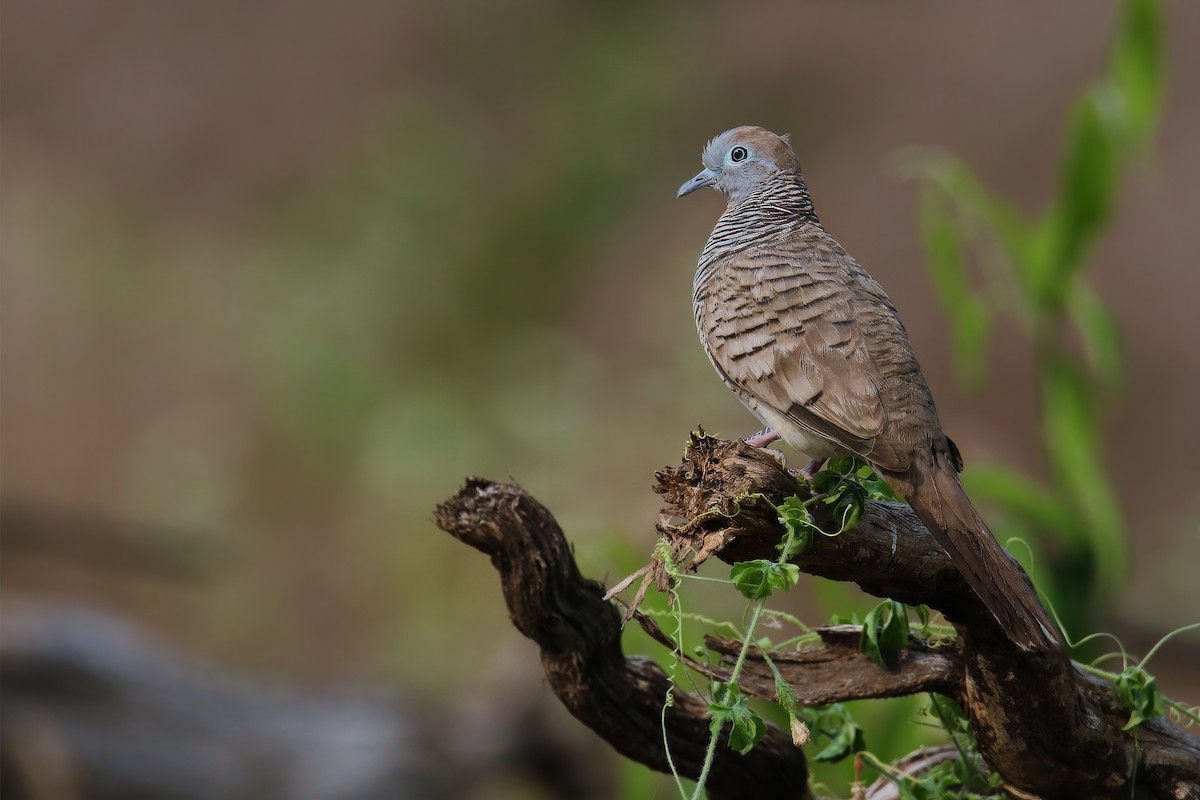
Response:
679,126,1058,651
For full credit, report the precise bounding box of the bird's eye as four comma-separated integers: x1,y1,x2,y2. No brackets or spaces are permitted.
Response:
730,146,748,163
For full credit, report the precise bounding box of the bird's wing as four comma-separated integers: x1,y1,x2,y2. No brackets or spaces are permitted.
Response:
698,234,910,470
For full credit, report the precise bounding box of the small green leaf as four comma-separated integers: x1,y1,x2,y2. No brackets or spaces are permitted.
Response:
730,560,798,599
918,187,993,386
1049,91,1119,285
874,601,910,661
725,703,767,755
811,459,871,533
812,726,857,763
1041,361,1126,589
828,488,865,532
730,560,773,599
861,600,911,669
1068,281,1124,393
920,189,970,308
824,455,859,475
962,463,1082,548
771,562,801,593
862,475,903,503
1116,665,1163,730
1112,0,1164,141
811,704,865,763
707,682,766,755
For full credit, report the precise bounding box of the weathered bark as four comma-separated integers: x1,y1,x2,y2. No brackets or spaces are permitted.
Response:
434,434,1200,800
434,478,810,800
703,626,962,707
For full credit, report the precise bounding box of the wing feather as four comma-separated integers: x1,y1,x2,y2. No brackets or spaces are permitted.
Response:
697,234,910,469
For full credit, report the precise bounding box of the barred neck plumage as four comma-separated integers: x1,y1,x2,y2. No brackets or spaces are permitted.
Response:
693,173,819,287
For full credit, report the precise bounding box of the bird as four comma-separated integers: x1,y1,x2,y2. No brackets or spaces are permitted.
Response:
678,125,1059,652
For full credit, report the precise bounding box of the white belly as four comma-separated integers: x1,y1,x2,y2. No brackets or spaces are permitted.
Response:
735,393,845,460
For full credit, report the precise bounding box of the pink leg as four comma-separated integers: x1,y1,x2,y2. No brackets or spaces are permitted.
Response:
800,458,826,481
744,427,780,448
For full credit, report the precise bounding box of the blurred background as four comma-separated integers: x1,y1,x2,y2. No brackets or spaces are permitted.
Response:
2,1,1197,798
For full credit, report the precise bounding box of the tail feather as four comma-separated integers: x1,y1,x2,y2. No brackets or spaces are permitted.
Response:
889,452,1060,652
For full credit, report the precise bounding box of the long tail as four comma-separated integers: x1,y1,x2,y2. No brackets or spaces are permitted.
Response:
887,450,1061,652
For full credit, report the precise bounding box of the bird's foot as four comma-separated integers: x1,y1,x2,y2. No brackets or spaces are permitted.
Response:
744,427,780,448
800,458,827,482
744,427,786,468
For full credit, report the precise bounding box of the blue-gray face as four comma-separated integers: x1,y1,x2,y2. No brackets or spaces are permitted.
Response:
677,126,799,205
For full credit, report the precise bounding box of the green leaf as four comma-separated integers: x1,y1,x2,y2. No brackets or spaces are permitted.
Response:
1048,91,1118,287
918,189,994,387
707,682,766,755
831,486,867,531
862,475,903,503
901,148,1044,310
916,185,993,388
810,458,850,495
1008,211,1054,306
1112,0,1164,141
811,458,870,533
1068,281,1125,393
861,600,911,669
730,560,773,599
811,704,865,763
812,725,858,763
773,563,801,592
725,703,767,755
730,560,799,600
962,463,1083,549
1041,361,1127,589
1116,665,1163,730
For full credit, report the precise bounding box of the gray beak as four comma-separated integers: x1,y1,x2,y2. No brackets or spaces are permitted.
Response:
677,167,718,198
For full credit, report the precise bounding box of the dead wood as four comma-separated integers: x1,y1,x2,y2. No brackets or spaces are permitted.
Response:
434,434,1200,800
434,478,811,800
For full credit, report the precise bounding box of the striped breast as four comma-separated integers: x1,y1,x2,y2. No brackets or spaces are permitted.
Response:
692,176,947,469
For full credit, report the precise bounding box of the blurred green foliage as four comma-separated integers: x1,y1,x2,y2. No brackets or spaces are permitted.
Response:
906,0,1163,644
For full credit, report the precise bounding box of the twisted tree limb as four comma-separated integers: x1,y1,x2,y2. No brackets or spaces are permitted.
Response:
434,478,810,800
434,435,1199,800
703,626,962,707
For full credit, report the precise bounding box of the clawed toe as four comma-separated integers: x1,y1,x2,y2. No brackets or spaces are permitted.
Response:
744,427,781,448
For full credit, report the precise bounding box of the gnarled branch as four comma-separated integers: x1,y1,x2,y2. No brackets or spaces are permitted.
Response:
434,478,810,800
434,435,1200,800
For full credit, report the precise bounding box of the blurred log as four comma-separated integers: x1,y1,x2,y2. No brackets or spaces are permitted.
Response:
0,605,615,800
0,499,216,581
435,433,1200,800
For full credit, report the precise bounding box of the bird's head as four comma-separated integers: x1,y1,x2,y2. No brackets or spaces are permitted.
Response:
677,126,801,205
